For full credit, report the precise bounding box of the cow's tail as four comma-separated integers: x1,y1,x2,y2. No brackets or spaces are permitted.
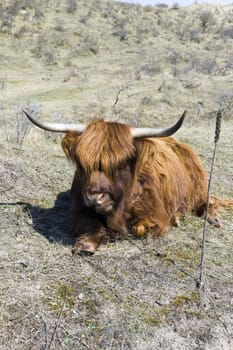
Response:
211,196,233,208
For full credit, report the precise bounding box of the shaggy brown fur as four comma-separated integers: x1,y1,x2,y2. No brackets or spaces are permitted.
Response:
62,119,221,255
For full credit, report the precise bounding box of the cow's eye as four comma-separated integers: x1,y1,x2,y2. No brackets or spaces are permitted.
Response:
139,178,146,185
118,162,127,171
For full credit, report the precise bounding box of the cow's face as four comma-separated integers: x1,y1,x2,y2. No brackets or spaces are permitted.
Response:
80,163,133,215
62,120,136,216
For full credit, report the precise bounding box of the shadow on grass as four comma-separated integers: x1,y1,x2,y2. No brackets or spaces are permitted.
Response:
26,190,75,246
0,191,74,246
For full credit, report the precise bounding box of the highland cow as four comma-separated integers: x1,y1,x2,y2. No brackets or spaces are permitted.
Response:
23,110,222,255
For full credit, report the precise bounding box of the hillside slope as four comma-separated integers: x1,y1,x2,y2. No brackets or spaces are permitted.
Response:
1,0,233,124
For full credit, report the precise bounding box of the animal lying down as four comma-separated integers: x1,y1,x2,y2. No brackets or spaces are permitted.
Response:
24,110,229,255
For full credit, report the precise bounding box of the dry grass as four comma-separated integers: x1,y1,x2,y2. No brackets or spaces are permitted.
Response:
0,1,233,349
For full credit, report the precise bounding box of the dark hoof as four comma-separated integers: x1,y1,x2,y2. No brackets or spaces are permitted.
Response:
72,242,97,256
73,249,95,256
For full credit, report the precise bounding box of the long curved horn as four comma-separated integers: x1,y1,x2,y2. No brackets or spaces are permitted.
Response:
131,111,186,138
23,110,86,133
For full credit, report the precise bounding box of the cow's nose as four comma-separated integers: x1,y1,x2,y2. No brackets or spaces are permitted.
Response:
85,191,105,205
96,193,105,205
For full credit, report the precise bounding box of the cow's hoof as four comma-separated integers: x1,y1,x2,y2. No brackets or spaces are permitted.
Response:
72,241,97,256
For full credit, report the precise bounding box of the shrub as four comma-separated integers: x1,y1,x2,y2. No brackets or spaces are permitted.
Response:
15,104,41,146
0,75,7,90
156,3,169,8
113,25,128,41
43,48,57,65
54,19,65,32
198,10,215,32
221,26,233,40
189,29,202,43
172,2,180,10
1,13,14,33
14,25,27,38
167,50,182,65
141,96,154,106
44,112,63,143
139,59,162,77
66,0,77,13
200,57,218,75
83,35,99,54
33,33,47,58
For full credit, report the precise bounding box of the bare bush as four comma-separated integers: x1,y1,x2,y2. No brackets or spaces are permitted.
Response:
201,57,218,75
5,0,21,17
52,33,66,47
189,29,202,43
66,0,77,13
156,3,169,8
187,54,219,75
112,16,128,42
33,34,58,64
167,50,182,65
221,25,233,40
34,6,44,20
141,96,154,106
63,64,88,82
0,103,10,142
172,2,180,10
137,59,162,77
216,91,233,119
14,25,27,38
220,56,233,75
199,10,216,32
83,35,99,55
136,24,159,44
0,75,7,90
15,104,41,146
79,16,88,24
54,19,65,32
113,25,128,41
0,13,14,33
33,33,48,58
4,0,40,17
44,112,63,143
43,48,57,65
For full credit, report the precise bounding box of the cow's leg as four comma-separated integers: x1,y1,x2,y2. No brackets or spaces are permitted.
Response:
131,222,147,237
72,227,108,255
131,219,166,238
70,210,108,255
195,200,222,228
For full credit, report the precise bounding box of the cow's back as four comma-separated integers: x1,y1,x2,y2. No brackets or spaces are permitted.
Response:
131,137,207,234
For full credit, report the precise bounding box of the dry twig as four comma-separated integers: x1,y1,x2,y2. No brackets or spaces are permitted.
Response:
112,85,129,108
47,290,67,350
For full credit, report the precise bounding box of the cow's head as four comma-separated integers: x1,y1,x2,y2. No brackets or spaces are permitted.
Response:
23,110,185,217
61,120,135,216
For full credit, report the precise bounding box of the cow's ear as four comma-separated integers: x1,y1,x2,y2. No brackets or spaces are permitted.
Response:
61,132,80,162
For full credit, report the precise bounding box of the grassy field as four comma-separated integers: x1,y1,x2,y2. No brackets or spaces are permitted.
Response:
0,1,233,349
